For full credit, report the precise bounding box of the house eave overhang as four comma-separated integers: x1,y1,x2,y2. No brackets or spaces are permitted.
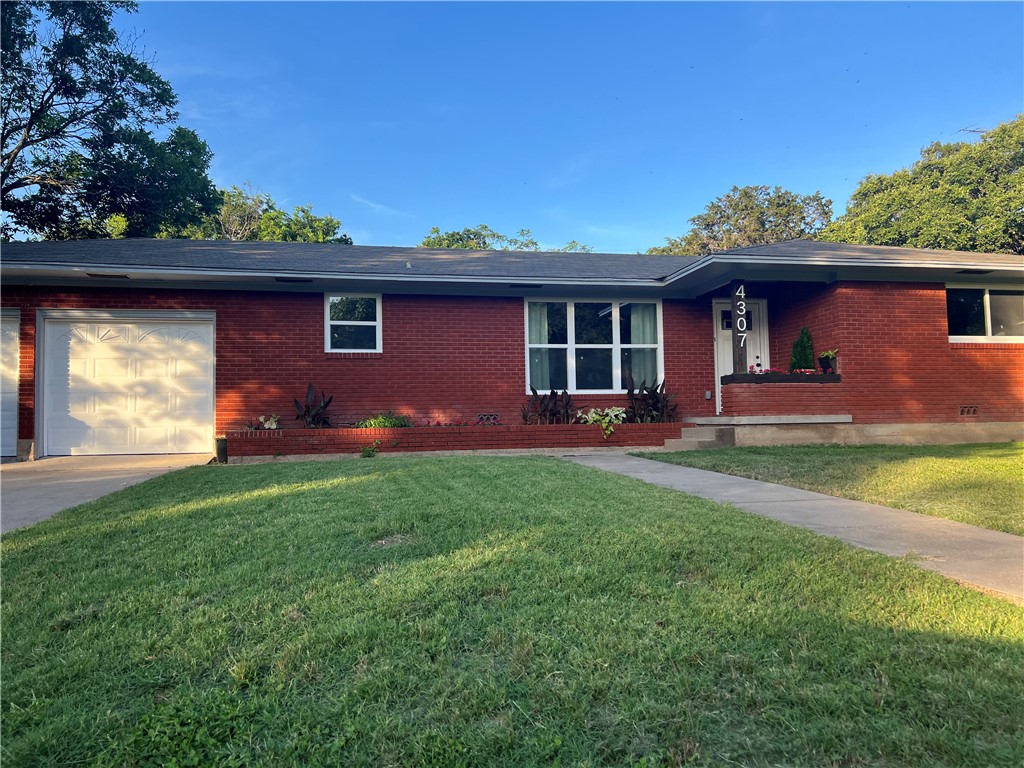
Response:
0,262,668,298
660,253,1024,297
3,251,1021,299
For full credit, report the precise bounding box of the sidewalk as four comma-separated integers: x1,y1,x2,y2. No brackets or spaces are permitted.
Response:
563,451,1024,602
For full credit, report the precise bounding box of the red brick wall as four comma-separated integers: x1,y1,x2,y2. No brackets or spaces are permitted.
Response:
4,281,1019,445
763,283,840,369
722,282,1024,424
228,422,684,456
1,287,711,441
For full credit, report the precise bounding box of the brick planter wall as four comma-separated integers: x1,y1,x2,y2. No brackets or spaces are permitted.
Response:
227,422,684,457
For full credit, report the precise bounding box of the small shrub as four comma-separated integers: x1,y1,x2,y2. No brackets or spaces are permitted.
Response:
625,379,678,423
360,440,381,458
790,326,815,373
577,407,627,439
258,414,280,430
356,411,412,429
522,388,575,424
295,384,333,428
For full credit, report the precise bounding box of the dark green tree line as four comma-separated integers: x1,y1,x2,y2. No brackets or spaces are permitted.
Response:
1,0,218,239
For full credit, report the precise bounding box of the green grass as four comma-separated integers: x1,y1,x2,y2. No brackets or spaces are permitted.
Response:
636,443,1024,536
2,457,1023,767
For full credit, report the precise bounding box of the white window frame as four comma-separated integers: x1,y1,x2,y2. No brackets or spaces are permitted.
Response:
324,293,383,353
946,284,1024,344
523,298,664,394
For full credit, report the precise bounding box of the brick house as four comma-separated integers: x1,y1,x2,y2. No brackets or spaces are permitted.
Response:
1,238,1021,459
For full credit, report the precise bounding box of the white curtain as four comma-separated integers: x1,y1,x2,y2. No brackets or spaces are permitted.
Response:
627,303,657,385
528,303,550,389
629,303,657,344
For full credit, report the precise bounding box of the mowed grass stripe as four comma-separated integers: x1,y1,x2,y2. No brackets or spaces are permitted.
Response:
2,456,1022,767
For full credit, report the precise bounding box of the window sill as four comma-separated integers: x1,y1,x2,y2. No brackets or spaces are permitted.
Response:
323,351,384,359
948,336,1024,345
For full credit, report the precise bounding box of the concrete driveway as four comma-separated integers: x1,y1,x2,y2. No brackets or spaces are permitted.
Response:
0,454,213,534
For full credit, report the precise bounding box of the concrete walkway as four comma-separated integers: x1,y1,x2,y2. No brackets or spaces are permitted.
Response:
0,454,213,534
563,451,1024,602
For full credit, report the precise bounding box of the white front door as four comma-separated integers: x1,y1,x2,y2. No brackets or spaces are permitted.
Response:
41,315,215,455
1,315,19,456
713,300,769,415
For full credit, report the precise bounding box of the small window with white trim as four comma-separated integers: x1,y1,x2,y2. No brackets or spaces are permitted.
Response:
526,300,662,392
325,294,382,352
946,287,1024,341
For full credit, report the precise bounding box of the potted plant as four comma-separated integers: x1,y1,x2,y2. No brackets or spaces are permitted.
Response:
818,349,838,374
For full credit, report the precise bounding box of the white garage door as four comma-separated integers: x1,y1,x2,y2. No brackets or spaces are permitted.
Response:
43,315,215,456
1,315,19,456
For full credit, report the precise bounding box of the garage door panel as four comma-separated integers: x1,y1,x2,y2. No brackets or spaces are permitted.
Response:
1,316,19,456
174,358,211,379
138,326,171,343
137,358,171,378
95,358,132,378
57,326,90,345
136,392,171,414
175,426,209,448
97,325,130,344
44,318,214,456
96,392,132,412
134,426,173,450
175,393,210,414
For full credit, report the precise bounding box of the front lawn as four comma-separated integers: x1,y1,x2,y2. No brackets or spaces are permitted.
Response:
636,442,1024,536
2,457,1022,767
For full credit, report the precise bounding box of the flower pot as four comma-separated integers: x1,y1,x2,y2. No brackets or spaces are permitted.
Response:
818,356,836,374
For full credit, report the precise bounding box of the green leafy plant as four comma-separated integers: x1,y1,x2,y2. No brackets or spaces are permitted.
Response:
294,384,333,428
356,411,412,429
625,379,679,423
790,326,816,372
359,440,381,458
818,349,838,359
576,407,627,439
522,388,575,425
257,414,280,430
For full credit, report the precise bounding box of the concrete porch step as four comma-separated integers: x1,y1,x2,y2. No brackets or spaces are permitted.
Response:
663,426,736,451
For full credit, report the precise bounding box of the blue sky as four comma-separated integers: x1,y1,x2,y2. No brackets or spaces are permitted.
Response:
124,1,1023,253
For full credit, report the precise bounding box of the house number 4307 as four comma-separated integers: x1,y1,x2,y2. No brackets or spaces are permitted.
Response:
734,283,747,347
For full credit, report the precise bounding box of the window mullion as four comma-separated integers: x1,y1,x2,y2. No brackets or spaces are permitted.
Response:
567,301,577,391
611,301,622,390
983,289,992,336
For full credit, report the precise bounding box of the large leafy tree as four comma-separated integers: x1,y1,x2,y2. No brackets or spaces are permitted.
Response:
166,184,353,244
258,205,351,244
420,225,592,252
1,0,218,238
648,185,833,256
819,116,1024,254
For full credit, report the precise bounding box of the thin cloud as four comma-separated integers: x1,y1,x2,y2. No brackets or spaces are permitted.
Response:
349,194,409,217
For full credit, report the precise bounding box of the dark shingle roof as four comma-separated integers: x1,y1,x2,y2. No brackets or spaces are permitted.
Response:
3,238,1020,293
716,239,1023,267
1,239,697,282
